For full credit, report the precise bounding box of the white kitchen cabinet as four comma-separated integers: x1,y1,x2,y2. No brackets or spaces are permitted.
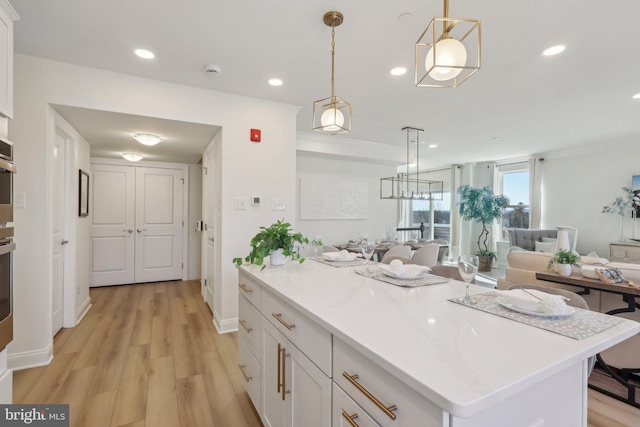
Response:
0,1,16,119
262,319,331,427
332,382,381,427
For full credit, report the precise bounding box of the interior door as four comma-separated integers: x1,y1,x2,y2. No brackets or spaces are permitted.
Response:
134,167,183,283
89,164,135,286
52,131,66,335
203,149,215,311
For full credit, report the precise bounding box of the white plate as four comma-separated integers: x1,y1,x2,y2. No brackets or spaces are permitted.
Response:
378,264,429,279
495,297,575,318
322,252,359,262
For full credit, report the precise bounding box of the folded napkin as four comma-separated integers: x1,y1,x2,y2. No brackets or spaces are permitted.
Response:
378,262,430,279
495,289,568,314
323,250,358,261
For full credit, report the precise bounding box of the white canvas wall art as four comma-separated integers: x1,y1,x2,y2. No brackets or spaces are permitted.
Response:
300,179,368,219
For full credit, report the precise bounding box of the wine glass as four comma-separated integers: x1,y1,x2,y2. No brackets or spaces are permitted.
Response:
313,234,322,258
361,239,375,273
457,255,479,305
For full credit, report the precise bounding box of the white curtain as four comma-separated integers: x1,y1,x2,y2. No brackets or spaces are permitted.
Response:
529,157,543,229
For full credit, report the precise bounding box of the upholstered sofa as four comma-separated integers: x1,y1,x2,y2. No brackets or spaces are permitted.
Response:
508,228,557,251
497,250,640,369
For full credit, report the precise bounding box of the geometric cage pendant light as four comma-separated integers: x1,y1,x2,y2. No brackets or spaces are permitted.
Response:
313,11,352,135
415,0,481,88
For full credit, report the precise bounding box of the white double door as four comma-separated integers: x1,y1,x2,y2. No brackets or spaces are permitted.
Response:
90,164,184,286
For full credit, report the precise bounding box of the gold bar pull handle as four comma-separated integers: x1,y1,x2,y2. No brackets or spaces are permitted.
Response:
238,364,252,382
239,319,252,333
281,347,287,401
238,283,253,294
272,313,295,330
277,343,282,393
341,411,360,427
342,372,397,420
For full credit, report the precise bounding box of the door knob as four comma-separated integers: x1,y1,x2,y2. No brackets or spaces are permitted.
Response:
208,237,215,242
137,228,147,233
122,229,133,233
61,240,69,245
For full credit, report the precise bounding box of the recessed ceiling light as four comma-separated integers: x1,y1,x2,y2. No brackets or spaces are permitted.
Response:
428,144,438,148
134,49,155,59
397,13,413,24
633,93,640,100
121,153,144,162
268,78,283,86
134,133,162,146
541,45,565,56
390,67,407,76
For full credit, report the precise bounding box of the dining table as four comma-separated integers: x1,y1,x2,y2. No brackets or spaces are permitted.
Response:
336,241,448,263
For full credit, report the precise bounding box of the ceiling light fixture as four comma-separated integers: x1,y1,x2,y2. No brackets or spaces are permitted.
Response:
134,133,162,146
380,127,443,200
428,143,438,148
542,45,566,56
632,93,640,100
268,78,283,86
312,11,352,135
134,49,155,59
121,152,144,162
415,0,481,88
390,67,407,76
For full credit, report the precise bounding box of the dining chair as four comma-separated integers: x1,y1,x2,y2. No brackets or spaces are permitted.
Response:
507,283,595,375
429,265,475,284
411,244,440,268
322,245,340,252
380,245,412,263
380,256,413,265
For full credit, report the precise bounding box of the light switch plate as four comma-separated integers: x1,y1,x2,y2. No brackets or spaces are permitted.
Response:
271,199,285,211
234,197,247,210
14,192,25,209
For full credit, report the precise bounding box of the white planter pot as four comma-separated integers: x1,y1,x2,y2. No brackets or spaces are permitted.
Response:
557,263,572,277
270,248,286,266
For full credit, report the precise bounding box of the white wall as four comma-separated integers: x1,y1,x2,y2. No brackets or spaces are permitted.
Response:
541,143,640,257
295,154,398,248
10,54,299,367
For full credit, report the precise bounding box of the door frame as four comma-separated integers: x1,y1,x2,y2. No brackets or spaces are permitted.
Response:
90,157,190,282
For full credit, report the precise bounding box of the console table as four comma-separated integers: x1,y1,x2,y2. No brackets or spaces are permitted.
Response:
536,271,640,407
610,241,640,264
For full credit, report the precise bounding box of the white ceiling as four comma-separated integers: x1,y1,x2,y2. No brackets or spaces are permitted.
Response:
11,1,640,167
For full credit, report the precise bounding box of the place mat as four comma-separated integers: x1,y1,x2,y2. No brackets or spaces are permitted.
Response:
313,257,368,268
449,292,624,340
355,267,449,288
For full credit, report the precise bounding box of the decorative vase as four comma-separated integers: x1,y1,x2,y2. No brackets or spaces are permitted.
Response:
557,263,572,277
270,248,286,266
478,255,492,272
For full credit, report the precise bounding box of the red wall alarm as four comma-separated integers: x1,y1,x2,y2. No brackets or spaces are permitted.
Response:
250,129,261,142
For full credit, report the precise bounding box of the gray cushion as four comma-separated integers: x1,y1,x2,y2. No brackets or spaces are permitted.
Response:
508,229,558,251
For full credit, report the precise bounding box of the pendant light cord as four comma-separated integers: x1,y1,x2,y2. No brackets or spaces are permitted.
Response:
330,25,336,101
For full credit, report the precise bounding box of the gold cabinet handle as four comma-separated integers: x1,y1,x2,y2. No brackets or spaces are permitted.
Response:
277,343,282,393
239,319,252,333
272,313,295,330
238,283,253,294
343,372,397,420
238,364,252,382
281,345,287,401
341,411,360,427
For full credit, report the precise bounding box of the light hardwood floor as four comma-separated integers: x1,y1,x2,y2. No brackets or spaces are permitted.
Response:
12,280,640,426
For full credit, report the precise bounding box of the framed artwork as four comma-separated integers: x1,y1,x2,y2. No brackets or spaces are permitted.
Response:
79,169,89,217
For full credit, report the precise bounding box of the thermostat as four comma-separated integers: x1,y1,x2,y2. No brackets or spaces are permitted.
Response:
252,196,261,206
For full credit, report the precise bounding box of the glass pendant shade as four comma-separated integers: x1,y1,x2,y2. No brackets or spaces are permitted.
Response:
424,38,467,81
320,107,345,131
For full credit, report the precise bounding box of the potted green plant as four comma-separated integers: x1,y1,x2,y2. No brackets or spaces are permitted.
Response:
233,220,309,270
457,185,510,272
547,249,581,277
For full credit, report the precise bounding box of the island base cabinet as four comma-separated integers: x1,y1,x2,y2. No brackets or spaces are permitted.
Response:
238,336,262,415
262,320,331,427
333,383,381,427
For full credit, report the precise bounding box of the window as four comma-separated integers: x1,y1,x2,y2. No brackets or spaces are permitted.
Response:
497,163,530,239
410,192,451,241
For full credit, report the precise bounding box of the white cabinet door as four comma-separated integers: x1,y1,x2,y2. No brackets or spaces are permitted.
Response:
262,320,331,427
90,164,135,286
51,131,66,334
134,167,183,283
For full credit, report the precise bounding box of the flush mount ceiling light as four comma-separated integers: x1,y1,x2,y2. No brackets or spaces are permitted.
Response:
312,11,352,135
268,78,283,86
121,152,144,162
134,49,155,59
415,0,481,88
134,133,162,146
380,127,443,200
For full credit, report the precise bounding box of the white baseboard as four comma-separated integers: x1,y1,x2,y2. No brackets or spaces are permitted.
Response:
7,343,53,371
76,297,92,324
213,310,237,334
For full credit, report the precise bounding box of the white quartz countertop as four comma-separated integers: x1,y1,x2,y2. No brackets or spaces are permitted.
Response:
239,260,640,418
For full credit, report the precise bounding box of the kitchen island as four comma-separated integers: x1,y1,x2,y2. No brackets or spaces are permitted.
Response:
237,260,640,427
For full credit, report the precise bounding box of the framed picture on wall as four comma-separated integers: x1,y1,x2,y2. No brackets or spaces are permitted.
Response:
79,169,89,217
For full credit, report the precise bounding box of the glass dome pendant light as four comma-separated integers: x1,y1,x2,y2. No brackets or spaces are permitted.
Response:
312,11,352,135
415,0,481,88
